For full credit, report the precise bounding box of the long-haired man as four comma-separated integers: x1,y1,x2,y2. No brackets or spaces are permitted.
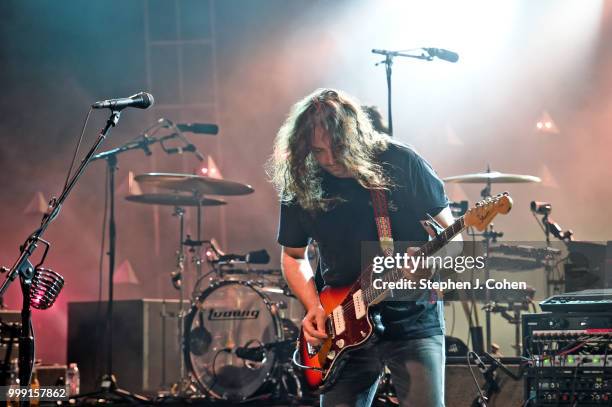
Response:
269,88,456,407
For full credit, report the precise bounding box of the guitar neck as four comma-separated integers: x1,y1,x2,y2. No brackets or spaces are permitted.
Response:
362,216,466,305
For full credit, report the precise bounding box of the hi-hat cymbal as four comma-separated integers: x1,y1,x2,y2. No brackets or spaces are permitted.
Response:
443,171,541,184
125,193,227,207
135,173,254,196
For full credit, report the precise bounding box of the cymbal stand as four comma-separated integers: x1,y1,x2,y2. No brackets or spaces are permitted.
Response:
483,302,527,356
530,210,571,296
468,221,504,353
183,237,210,297
479,165,493,199
192,195,205,286
161,206,193,396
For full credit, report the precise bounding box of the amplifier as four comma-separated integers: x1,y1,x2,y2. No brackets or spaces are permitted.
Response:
0,310,21,386
67,299,182,395
522,312,612,406
564,241,612,292
445,357,523,406
35,364,67,386
540,289,612,313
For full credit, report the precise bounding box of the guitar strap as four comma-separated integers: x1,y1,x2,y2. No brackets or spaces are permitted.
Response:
370,188,394,257
370,188,438,304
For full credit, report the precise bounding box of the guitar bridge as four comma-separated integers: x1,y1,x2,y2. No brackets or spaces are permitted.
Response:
306,341,320,357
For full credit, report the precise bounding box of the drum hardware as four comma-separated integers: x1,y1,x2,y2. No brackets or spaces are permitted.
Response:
443,166,541,200
445,167,539,353
467,352,524,407
125,193,226,207
133,170,255,289
125,191,223,397
374,368,399,406
483,299,535,356
443,171,542,184
213,249,271,266
529,200,573,245
134,172,255,196
489,243,565,297
464,221,505,353
450,200,469,217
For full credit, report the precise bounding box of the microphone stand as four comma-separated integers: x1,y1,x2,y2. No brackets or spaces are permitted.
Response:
74,122,164,404
372,49,433,137
0,110,122,404
470,353,523,407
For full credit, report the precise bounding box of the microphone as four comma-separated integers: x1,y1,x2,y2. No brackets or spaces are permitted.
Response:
92,92,154,110
165,143,205,162
234,346,266,362
469,352,488,374
170,269,182,289
166,144,197,155
423,48,459,63
217,249,270,264
176,123,219,135
30,268,64,310
530,201,552,215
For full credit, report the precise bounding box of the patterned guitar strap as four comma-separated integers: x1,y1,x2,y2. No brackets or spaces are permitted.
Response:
370,188,394,258
370,188,437,303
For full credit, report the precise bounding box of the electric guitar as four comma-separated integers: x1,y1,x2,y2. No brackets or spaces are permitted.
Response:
294,192,513,391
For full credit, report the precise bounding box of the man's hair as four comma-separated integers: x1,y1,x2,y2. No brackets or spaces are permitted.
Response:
361,105,390,135
267,88,390,211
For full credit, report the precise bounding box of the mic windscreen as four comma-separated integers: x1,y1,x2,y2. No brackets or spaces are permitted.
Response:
530,201,551,214
132,92,154,109
424,48,459,63
437,49,459,63
177,123,219,134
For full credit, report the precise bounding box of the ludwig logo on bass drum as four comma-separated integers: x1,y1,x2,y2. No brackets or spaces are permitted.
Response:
208,308,260,320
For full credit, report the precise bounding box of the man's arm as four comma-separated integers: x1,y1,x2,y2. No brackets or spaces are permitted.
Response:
281,246,328,345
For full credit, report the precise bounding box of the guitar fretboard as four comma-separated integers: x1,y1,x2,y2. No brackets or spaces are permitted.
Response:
362,216,466,304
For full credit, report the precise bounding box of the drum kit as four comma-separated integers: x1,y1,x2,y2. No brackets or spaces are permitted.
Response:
123,163,551,403
126,172,309,404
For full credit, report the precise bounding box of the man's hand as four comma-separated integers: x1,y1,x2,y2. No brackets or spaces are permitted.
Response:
302,304,328,346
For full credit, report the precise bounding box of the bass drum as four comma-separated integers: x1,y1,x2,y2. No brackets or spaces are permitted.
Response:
184,280,300,401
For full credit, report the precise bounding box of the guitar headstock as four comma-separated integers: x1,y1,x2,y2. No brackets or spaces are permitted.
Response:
464,192,513,231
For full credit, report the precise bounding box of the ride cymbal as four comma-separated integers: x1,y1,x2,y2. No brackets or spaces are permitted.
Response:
443,171,541,184
125,193,226,206
134,173,254,196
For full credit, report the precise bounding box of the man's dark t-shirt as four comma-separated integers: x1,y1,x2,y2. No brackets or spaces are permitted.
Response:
277,140,449,339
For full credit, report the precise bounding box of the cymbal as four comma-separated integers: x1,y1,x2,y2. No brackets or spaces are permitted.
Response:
125,193,227,207
443,171,541,184
135,173,254,196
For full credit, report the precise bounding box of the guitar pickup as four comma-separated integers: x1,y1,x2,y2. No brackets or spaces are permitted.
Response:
353,289,366,319
332,306,346,335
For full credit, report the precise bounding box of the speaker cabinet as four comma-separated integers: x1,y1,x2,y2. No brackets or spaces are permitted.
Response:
67,299,182,395
445,358,524,407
